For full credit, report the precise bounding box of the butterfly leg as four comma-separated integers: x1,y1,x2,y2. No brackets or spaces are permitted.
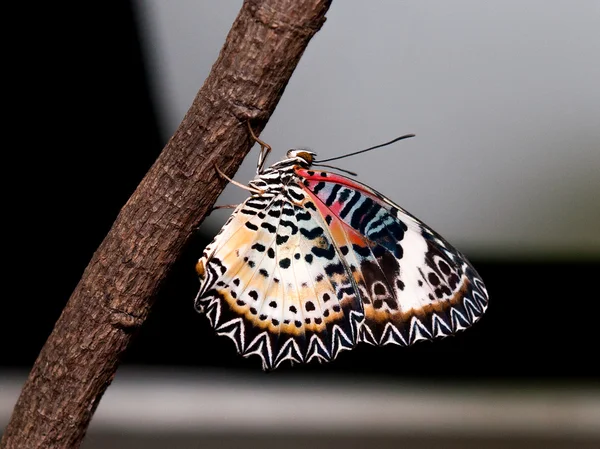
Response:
211,204,239,212
247,120,272,174
214,164,264,195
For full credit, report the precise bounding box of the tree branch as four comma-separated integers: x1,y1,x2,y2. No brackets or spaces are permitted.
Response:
1,1,331,447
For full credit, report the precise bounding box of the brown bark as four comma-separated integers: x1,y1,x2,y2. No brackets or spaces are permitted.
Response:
0,1,331,447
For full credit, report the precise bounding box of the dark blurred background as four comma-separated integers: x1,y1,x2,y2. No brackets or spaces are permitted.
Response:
2,1,598,448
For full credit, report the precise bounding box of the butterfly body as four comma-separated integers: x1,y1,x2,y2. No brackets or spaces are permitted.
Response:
195,149,488,370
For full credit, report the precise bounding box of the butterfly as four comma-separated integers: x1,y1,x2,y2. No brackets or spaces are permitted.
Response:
194,124,488,370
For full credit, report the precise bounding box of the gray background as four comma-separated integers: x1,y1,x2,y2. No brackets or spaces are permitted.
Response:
136,0,599,259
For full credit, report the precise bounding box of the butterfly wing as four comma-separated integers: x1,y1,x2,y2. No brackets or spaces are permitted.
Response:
297,168,489,346
195,192,364,370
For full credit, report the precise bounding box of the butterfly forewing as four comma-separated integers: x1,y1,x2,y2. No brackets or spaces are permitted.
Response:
195,149,488,370
297,168,489,346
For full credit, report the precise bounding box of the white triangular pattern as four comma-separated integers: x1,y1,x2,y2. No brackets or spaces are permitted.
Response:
473,290,488,311
215,317,245,353
348,310,365,341
330,324,354,358
358,323,377,346
431,313,452,338
407,317,431,344
380,322,406,346
243,331,273,369
306,334,331,363
201,300,215,327
451,308,470,332
464,298,482,322
274,338,303,368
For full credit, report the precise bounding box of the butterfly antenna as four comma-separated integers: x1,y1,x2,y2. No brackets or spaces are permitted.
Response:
315,133,415,164
311,163,358,176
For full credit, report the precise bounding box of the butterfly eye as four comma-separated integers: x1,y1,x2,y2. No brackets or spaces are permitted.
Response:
287,150,314,164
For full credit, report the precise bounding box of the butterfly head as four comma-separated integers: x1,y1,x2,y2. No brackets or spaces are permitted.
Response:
266,149,316,172
286,149,316,166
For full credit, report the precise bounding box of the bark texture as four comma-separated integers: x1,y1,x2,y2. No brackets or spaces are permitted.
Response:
1,1,331,447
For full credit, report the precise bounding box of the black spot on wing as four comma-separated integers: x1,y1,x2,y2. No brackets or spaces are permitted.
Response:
337,287,355,299
281,206,295,216
338,188,351,203
280,219,298,234
348,196,368,225
300,226,324,239
352,244,371,258
325,262,345,276
312,245,336,260
276,234,289,245
340,190,361,218
325,184,342,206
439,260,451,275
373,283,386,295
245,222,259,231
245,199,268,210
261,222,277,233
296,210,311,221
288,188,304,202
312,182,326,194
428,272,441,286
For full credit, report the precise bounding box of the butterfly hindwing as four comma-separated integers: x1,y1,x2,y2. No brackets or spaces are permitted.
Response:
195,189,364,369
297,168,489,347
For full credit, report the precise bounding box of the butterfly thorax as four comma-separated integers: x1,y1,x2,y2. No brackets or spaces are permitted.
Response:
247,149,316,199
